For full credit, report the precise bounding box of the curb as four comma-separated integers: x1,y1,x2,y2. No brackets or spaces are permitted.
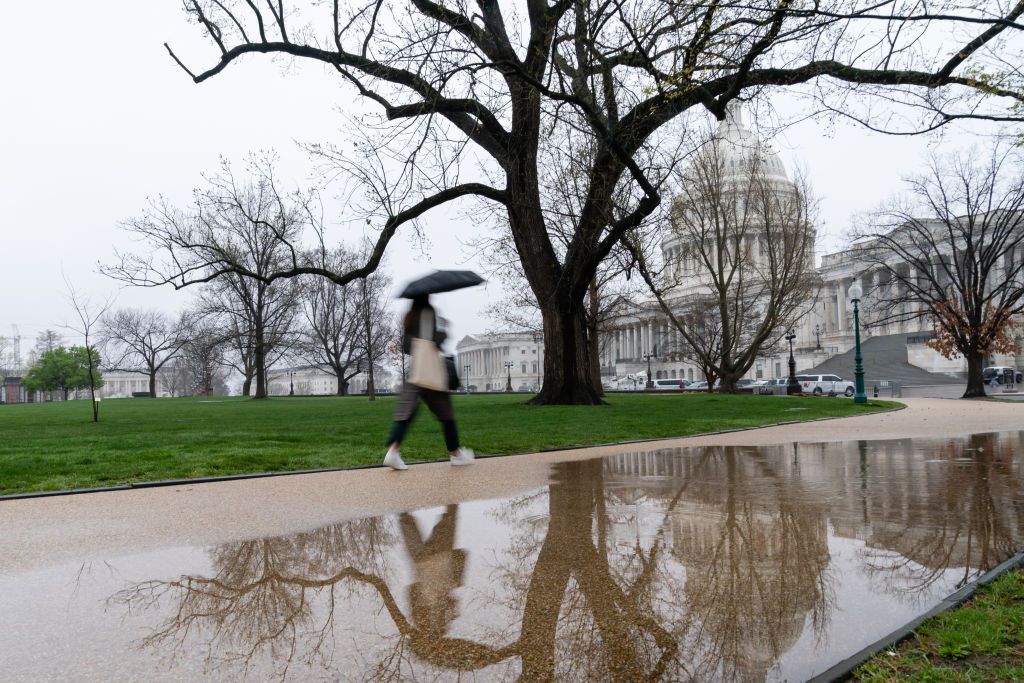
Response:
1,400,904,502
810,548,1024,682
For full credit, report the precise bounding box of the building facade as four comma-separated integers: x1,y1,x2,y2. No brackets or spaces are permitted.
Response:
456,333,543,392
264,366,385,396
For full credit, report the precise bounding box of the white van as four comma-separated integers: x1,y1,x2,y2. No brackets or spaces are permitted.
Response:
652,378,683,391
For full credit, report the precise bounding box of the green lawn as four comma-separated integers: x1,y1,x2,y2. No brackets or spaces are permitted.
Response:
0,393,895,495
854,570,1024,683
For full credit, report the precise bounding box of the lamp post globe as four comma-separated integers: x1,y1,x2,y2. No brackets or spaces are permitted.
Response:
848,283,868,404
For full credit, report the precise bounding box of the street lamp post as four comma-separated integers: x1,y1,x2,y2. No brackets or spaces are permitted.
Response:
504,360,514,392
463,364,471,394
288,370,295,396
848,283,868,404
532,333,542,392
785,330,801,395
643,352,654,389
814,324,822,351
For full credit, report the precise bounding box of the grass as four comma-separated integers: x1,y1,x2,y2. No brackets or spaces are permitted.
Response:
854,570,1024,683
0,392,895,495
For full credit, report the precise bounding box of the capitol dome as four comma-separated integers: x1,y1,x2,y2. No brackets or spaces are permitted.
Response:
709,104,790,183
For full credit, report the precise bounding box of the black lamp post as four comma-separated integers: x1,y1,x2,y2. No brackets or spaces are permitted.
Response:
504,360,514,392
532,332,542,392
849,283,868,404
463,364,471,393
785,329,801,395
288,370,295,396
814,324,822,351
643,352,654,389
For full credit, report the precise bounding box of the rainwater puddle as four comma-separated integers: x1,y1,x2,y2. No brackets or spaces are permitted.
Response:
3,432,1024,681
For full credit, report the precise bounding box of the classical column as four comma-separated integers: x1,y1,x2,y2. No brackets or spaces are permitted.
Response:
836,281,848,332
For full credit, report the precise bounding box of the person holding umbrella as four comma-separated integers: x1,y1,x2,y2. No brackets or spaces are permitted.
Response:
383,271,483,471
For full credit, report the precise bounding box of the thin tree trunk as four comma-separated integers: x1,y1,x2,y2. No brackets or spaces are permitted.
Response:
964,350,987,398
89,348,99,422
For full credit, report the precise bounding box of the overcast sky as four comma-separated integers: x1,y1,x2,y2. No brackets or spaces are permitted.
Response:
1,1,990,352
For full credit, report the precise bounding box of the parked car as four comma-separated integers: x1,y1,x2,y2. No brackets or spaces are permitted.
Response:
798,374,855,396
686,380,709,391
983,366,1022,384
652,378,684,391
757,378,790,394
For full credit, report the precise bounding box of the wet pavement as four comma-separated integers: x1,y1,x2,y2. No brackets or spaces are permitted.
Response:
4,430,1024,681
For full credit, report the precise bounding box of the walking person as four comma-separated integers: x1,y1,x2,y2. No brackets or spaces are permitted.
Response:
384,294,474,470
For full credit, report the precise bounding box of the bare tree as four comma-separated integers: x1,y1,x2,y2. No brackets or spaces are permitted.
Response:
149,1,1024,404
64,282,113,422
627,124,818,392
663,295,725,389
295,248,367,395
180,315,229,397
0,336,12,379
101,308,191,397
357,265,395,401
111,156,303,398
852,145,1024,397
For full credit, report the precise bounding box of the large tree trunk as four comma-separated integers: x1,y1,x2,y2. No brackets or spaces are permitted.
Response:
253,326,268,399
718,368,743,394
241,375,252,397
529,304,603,405
336,374,346,396
963,349,987,398
149,370,157,398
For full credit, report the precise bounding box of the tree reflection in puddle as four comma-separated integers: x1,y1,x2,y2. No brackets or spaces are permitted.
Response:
109,432,1024,681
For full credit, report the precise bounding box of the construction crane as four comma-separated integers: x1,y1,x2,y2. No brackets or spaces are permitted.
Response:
11,325,21,372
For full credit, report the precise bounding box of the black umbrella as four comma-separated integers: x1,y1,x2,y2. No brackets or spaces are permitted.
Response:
398,270,485,299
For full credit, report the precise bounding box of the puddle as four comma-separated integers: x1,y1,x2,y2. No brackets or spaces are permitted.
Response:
3,432,1024,681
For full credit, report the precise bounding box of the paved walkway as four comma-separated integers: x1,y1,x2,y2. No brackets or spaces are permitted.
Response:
2,397,1021,575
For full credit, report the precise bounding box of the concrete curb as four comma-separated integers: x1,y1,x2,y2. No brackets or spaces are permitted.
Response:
810,548,1024,682
0,400,904,502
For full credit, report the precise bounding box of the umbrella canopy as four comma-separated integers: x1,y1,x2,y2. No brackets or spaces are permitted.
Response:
398,270,485,299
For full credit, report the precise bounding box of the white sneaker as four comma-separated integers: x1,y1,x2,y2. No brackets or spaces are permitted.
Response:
450,448,475,466
383,448,408,471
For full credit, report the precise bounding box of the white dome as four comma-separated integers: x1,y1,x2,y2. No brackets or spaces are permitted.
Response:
710,104,790,182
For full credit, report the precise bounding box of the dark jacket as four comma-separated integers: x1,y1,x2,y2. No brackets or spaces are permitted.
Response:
402,302,447,354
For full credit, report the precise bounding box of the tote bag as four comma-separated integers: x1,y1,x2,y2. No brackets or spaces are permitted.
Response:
409,337,447,391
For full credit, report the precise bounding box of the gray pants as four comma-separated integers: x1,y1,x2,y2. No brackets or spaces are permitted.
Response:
389,384,458,450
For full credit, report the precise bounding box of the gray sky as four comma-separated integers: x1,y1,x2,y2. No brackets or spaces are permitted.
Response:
0,1,986,351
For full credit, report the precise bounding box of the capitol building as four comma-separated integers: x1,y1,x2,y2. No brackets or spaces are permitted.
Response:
460,108,1022,389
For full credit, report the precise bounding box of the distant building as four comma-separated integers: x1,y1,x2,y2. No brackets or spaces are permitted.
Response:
2,376,26,404
456,333,543,392
264,366,390,396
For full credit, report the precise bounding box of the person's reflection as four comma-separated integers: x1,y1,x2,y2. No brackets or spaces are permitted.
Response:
399,505,466,643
